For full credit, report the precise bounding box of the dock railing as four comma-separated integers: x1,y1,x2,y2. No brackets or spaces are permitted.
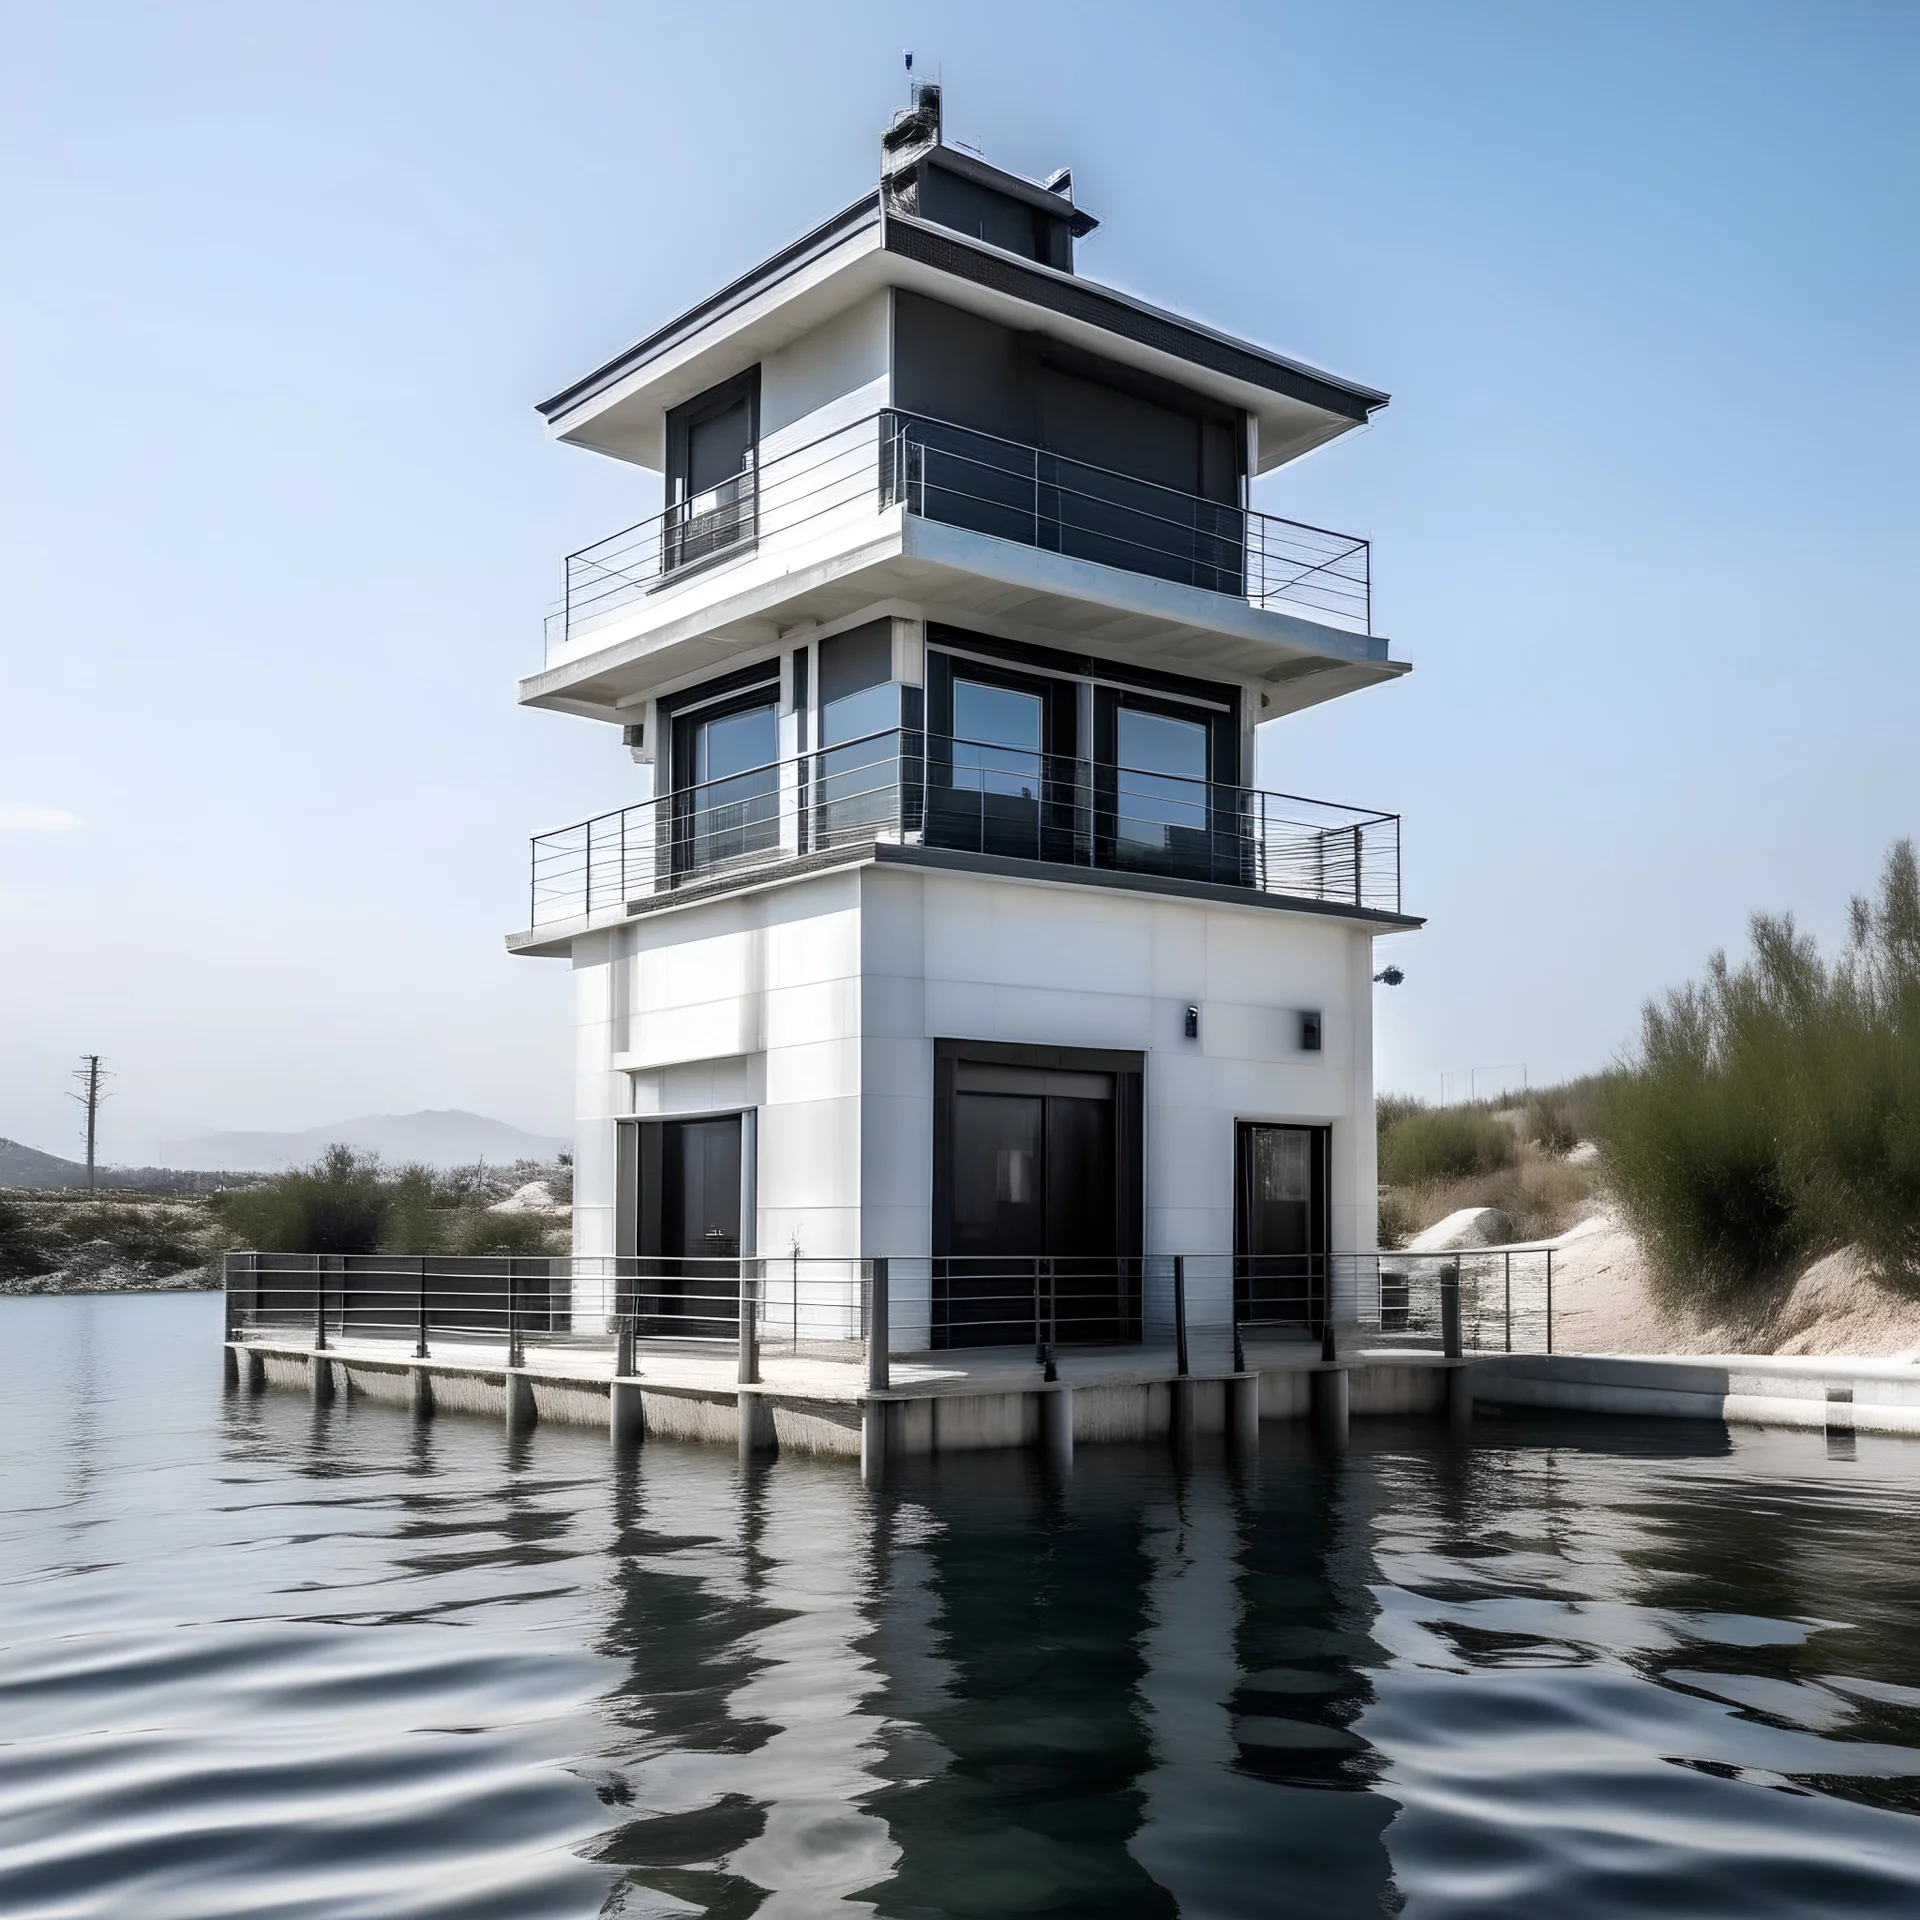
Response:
230,1244,1555,1386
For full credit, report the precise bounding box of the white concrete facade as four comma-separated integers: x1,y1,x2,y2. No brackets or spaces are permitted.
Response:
570,860,1379,1268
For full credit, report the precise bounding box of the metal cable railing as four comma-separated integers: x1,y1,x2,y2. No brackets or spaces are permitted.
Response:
546,409,1373,658
527,729,1400,927
226,1244,1555,1390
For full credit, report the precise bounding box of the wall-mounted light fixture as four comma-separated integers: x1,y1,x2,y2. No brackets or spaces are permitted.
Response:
1183,1005,1200,1040
1299,1010,1323,1052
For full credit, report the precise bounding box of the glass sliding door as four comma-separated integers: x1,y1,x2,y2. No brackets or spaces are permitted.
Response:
675,694,779,879
1098,690,1245,886
935,1048,1143,1349
925,657,1077,864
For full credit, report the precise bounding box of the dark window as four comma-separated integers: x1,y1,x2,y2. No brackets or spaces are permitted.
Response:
664,370,759,572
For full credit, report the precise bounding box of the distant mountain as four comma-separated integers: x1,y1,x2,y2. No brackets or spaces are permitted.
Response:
0,1138,91,1188
0,1139,254,1193
155,1110,569,1173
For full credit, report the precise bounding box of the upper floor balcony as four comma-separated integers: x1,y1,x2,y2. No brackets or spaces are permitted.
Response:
512,725,1404,949
526,409,1394,724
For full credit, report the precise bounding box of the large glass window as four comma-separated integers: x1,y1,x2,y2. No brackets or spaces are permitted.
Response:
817,622,899,845
1115,705,1209,855
952,677,1044,798
682,697,778,872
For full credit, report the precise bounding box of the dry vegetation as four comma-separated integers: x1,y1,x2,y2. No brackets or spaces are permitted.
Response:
1377,1083,1610,1249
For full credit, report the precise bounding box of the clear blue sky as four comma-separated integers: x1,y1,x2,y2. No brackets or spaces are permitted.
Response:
2,0,1914,1158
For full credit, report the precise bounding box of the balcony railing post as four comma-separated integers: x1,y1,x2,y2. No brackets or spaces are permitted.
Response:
1504,1253,1513,1355
1353,823,1363,907
415,1255,430,1360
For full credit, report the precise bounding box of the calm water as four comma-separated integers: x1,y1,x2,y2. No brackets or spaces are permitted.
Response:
5,1298,1920,1917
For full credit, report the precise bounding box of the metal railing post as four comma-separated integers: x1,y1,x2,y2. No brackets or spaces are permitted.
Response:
1353,823,1363,907
1504,1253,1513,1355
1173,1256,1190,1377
507,1261,525,1370
313,1259,329,1353
1440,1260,1462,1359
415,1255,430,1359
1545,1250,1554,1355
865,1258,889,1394
738,1263,760,1386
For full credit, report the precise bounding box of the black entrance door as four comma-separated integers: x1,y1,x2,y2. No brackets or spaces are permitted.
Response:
632,1115,742,1336
1235,1123,1330,1332
936,1050,1142,1348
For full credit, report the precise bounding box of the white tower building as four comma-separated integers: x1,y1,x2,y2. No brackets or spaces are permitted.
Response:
511,88,1417,1360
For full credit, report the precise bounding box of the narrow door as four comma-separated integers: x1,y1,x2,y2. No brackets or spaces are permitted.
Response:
1235,1123,1330,1331
634,1114,743,1336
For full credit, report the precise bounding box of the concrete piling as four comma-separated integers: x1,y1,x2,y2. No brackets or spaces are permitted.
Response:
610,1377,644,1447
1311,1365,1348,1444
1041,1384,1074,1469
739,1390,775,1459
308,1354,335,1404
1447,1363,1475,1432
503,1370,536,1430
409,1365,435,1421
1227,1374,1260,1453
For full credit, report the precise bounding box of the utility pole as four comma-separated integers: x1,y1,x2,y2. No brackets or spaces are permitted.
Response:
68,1055,111,1190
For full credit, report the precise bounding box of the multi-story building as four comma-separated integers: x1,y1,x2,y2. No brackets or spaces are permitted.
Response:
511,87,1417,1361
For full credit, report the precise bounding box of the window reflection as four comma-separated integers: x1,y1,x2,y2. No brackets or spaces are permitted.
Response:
952,679,1044,799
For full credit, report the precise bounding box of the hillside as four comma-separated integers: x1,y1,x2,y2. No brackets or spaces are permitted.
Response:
157,1110,568,1172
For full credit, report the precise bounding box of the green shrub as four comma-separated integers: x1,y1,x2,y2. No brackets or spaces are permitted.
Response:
0,1197,55,1281
1603,838,1920,1301
449,1209,556,1257
213,1145,387,1255
1379,1106,1516,1185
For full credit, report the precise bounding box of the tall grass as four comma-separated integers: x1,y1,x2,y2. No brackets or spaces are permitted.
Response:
1378,1104,1516,1185
1604,839,1920,1302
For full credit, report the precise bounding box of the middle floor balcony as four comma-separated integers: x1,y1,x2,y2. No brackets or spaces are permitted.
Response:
512,727,1406,948
521,410,1403,726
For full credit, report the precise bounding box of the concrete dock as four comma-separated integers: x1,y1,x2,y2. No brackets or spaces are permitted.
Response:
227,1333,1920,1471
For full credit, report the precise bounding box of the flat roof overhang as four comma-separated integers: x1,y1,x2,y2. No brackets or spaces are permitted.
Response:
537,200,1388,476
517,510,1408,724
